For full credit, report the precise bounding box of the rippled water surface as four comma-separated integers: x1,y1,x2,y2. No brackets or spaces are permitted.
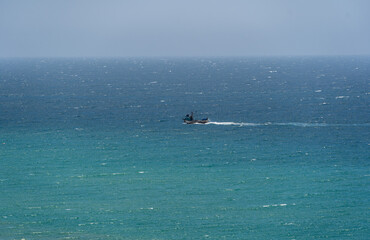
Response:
0,57,369,239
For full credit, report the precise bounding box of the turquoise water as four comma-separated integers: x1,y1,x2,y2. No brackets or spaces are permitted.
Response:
0,57,369,239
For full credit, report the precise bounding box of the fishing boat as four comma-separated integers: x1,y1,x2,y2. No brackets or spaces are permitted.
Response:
183,112,209,124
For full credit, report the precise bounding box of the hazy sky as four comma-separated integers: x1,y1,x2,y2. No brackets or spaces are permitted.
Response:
0,0,369,57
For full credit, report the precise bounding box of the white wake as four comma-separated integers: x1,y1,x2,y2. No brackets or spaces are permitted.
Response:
206,121,263,126
205,121,369,127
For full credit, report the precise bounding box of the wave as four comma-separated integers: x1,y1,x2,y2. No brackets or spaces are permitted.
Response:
206,121,369,127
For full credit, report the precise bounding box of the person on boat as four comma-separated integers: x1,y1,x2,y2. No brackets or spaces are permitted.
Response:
189,112,194,121
184,114,191,121
183,113,194,121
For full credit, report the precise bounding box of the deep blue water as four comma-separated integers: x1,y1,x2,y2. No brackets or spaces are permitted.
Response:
0,57,369,239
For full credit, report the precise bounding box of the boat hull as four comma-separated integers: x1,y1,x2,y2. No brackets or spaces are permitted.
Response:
184,119,209,124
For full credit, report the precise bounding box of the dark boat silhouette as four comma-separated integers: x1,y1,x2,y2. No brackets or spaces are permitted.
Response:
183,112,209,124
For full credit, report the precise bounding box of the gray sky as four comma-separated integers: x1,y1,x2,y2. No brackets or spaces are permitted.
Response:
0,0,369,57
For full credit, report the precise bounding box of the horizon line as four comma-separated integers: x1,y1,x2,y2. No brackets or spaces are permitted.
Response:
1,54,370,59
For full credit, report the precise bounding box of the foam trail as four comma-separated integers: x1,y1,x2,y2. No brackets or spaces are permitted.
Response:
275,122,328,127
207,121,262,126
206,121,370,127
275,122,370,127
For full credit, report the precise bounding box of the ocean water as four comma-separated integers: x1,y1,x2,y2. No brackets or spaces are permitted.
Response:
0,57,369,239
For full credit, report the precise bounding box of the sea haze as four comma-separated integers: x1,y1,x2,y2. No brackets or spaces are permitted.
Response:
0,57,369,239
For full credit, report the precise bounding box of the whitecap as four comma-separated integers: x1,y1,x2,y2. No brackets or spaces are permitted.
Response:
140,207,154,210
112,173,125,176
263,203,288,208
28,206,41,209
335,96,349,99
